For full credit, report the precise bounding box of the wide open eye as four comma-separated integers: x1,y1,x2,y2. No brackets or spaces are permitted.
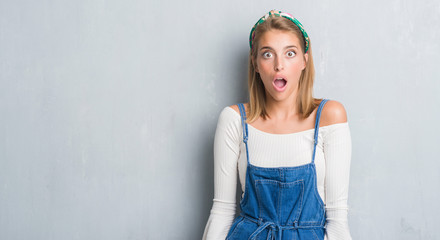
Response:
286,51,296,57
262,52,273,58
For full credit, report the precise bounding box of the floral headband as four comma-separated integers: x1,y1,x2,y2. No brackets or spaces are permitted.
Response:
249,10,310,53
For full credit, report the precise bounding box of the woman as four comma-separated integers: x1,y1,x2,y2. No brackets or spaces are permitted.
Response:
203,10,352,240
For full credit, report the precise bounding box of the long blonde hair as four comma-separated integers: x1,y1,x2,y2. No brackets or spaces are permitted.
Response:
247,16,322,123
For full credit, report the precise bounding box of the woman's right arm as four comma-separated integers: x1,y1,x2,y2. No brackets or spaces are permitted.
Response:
202,107,241,240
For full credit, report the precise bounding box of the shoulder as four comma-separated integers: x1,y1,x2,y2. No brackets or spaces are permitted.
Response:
217,105,242,127
228,103,248,115
320,99,348,126
229,104,240,115
215,105,243,143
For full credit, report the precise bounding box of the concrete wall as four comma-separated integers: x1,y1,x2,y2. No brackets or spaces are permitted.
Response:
1,0,439,239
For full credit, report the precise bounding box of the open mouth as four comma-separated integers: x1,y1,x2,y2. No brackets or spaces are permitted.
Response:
273,78,287,91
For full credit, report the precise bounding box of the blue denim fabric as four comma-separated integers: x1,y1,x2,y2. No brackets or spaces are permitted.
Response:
226,99,329,240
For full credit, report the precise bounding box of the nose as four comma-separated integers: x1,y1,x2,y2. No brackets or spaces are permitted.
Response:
274,56,284,71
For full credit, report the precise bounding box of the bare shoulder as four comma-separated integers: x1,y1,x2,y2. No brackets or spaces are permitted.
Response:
320,100,348,126
229,103,248,115
229,104,240,114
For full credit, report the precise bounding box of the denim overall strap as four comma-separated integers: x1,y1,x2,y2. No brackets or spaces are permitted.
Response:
312,99,329,163
238,103,250,165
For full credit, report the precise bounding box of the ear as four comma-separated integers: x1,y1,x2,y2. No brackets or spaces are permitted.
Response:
303,53,308,70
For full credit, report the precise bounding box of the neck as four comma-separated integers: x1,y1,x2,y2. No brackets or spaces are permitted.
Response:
264,89,299,120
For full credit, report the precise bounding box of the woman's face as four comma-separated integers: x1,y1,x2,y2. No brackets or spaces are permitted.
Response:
254,29,308,103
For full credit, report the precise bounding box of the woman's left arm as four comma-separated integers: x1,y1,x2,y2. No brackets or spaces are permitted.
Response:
321,101,353,240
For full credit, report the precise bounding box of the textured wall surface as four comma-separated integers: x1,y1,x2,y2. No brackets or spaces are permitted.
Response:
1,0,439,239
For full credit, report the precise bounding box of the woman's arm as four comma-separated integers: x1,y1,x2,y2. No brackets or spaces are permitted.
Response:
202,107,241,240
321,101,353,240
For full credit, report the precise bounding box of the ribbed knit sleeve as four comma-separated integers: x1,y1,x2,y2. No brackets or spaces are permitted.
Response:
323,123,352,240
202,107,241,240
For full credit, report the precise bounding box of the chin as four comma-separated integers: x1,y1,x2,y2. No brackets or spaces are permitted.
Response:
269,89,295,102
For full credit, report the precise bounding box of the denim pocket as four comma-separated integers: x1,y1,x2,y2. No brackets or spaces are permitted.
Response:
255,179,304,224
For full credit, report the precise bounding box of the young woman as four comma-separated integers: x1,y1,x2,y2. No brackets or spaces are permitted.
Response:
203,10,352,240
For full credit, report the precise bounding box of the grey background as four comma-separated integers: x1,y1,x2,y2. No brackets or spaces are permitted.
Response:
1,0,439,239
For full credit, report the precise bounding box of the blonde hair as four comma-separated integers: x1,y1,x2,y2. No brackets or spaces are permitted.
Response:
247,16,323,123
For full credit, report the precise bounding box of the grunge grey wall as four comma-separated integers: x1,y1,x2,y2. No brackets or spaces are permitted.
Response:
1,0,439,239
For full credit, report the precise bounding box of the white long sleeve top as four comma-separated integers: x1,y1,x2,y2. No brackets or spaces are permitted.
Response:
202,106,352,240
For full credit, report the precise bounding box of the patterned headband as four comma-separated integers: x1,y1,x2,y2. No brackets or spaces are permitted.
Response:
249,10,310,53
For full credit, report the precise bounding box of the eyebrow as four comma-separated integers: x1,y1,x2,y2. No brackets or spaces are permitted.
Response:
259,45,298,51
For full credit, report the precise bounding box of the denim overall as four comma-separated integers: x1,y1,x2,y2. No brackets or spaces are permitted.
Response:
225,99,329,240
